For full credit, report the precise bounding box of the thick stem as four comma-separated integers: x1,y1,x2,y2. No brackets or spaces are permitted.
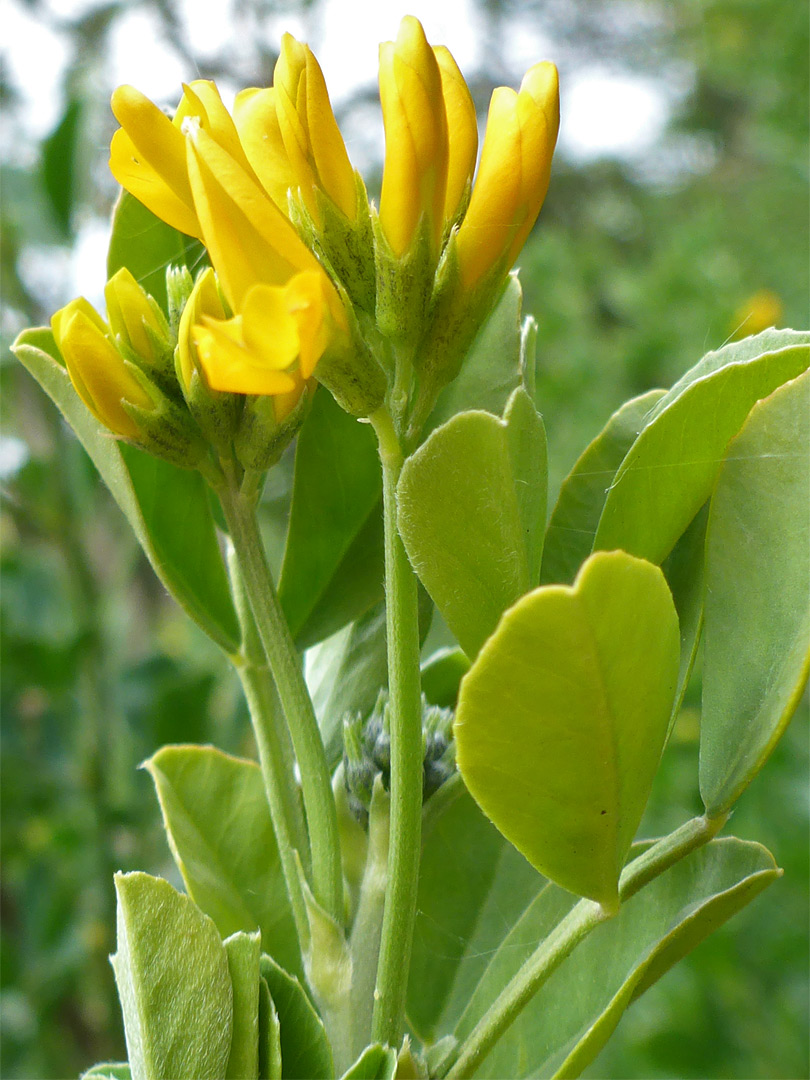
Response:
370,408,424,1046
218,480,343,925
445,813,729,1079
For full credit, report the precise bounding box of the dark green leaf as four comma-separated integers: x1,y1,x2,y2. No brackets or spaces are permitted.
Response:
259,954,333,1080
41,97,81,236
12,329,240,652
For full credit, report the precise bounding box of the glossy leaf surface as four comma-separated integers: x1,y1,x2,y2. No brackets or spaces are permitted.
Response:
455,551,679,908
111,872,233,1080
700,370,810,815
146,745,302,978
398,389,547,658
12,328,240,652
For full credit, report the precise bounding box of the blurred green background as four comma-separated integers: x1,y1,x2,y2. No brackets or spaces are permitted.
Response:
1,0,808,1076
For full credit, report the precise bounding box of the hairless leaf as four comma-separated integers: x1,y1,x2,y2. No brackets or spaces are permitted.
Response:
455,550,679,909
338,1044,397,1080
259,954,333,1080
700,369,810,815
12,328,240,653
594,336,810,564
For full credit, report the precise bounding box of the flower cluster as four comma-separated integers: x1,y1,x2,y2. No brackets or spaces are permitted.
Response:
51,15,559,459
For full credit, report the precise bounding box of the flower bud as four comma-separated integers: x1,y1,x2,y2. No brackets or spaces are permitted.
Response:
455,61,559,288
104,267,173,380
434,45,478,227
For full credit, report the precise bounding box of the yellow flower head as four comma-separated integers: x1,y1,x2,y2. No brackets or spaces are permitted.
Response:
378,16,449,256
433,44,478,224
51,297,154,438
176,267,228,394
272,34,357,221
455,61,559,288
193,270,337,420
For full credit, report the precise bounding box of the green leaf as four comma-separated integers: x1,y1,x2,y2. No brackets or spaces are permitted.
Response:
661,501,710,728
456,838,779,1079
398,388,547,658
107,190,205,310
700,370,810,816
80,1066,131,1080
279,388,383,648
42,97,81,236
111,872,233,1080
594,334,810,564
455,550,680,909
12,329,240,653
145,746,302,979
258,977,282,1080
339,1044,397,1080
306,603,389,769
259,955,333,1080
225,931,261,1080
407,780,544,1043
420,648,470,708
426,275,524,433
541,389,666,585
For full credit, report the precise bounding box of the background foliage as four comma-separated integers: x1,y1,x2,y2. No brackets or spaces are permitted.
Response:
2,0,808,1076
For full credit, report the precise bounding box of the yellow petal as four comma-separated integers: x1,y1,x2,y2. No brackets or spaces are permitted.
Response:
185,123,322,310
434,45,478,222
56,309,151,437
303,46,356,220
379,16,448,255
240,284,301,370
177,267,228,390
284,271,332,378
456,62,559,287
177,80,257,180
273,370,309,422
104,267,164,360
233,87,297,210
110,86,200,238
194,316,298,396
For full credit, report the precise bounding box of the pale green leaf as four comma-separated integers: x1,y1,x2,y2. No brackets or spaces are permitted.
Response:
459,838,779,1079
594,336,810,564
259,955,333,1080
225,931,261,1080
455,551,680,909
111,872,233,1080
541,389,666,585
339,1044,397,1080
145,746,302,979
80,1065,131,1080
12,329,240,653
700,369,810,815
398,388,547,658
258,978,282,1080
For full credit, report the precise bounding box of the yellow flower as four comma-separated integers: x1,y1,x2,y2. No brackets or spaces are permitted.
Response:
193,270,335,419
455,61,559,288
378,16,449,256
433,45,478,224
176,267,228,395
272,34,357,221
104,267,171,364
51,298,154,438
233,87,298,212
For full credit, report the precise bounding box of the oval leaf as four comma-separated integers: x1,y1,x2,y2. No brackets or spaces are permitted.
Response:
12,329,240,652
457,838,779,1079
455,550,680,909
541,389,666,585
594,336,810,564
398,388,547,658
111,872,233,1080
259,954,333,1080
146,745,302,978
700,370,810,815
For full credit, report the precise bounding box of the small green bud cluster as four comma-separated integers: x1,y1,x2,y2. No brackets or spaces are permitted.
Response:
343,690,456,824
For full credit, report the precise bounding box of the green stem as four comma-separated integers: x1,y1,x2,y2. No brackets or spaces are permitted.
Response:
369,407,424,1046
445,813,729,1079
218,478,343,925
